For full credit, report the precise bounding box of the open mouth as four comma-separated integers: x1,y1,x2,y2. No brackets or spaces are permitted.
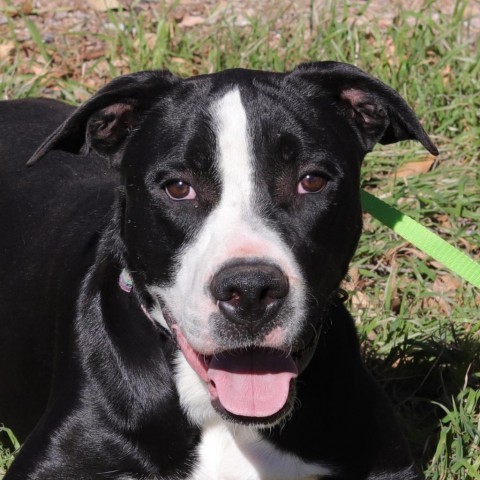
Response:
173,326,299,420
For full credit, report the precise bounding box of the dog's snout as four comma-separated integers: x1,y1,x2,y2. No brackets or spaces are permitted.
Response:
210,262,289,326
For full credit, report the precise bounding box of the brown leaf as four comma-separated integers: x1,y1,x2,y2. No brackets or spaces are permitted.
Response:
343,267,360,290
432,274,461,293
0,41,16,61
458,237,477,253
351,291,371,311
132,32,157,51
87,0,120,12
442,65,453,85
422,296,452,315
385,243,428,263
394,156,435,179
82,48,106,61
433,213,452,230
385,36,396,66
30,64,46,75
178,14,205,28
171,57,188,65
4,2,32,17
20,0,33,16
170,6,186,23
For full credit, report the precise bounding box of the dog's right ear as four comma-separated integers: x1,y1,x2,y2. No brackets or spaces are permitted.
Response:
27,70,180,167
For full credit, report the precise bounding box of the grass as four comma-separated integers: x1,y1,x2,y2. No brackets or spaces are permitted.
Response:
0,428,19,477
0,0,479,478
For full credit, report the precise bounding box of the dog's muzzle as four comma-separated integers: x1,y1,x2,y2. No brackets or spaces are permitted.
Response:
210,261,289,328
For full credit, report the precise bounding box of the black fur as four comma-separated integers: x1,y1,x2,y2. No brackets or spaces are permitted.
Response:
0,62,437,479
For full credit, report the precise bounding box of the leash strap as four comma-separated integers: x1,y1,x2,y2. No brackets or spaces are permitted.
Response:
361,190,480,289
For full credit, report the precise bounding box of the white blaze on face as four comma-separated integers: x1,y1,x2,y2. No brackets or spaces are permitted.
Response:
149,88,306,353
216,87,254,211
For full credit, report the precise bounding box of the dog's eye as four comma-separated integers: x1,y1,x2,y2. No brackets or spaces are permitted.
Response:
165,180,197,201
297,174,327,194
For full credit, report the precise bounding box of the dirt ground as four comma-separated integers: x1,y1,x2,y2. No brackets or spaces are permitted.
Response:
2,0,479,35
0,0,479,98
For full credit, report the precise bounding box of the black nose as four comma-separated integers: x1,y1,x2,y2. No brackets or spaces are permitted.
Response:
210,261,289,326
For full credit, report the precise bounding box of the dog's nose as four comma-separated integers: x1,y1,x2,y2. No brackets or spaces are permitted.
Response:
210,262,289,326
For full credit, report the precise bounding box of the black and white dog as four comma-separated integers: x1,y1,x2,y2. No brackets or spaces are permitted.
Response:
0,62,438,479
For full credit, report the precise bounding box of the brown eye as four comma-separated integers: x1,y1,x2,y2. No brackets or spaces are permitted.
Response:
165,180,196,201
297,174,327,194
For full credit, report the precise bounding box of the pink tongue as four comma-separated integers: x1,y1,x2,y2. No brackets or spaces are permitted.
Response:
207,350,298,418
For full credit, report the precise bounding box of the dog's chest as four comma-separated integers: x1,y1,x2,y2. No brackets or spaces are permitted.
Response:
187,421,331,480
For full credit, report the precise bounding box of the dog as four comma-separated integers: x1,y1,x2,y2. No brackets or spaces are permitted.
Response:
0,61,438,479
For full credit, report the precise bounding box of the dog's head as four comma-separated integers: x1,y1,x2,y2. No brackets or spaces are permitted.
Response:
29,62,437,426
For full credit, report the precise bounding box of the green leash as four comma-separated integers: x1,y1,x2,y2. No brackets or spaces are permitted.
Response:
361,190,480,289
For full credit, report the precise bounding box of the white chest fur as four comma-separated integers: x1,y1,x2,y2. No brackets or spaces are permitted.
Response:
187,420,331,480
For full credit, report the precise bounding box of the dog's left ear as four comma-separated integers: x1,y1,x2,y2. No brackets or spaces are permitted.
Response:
288,61,438,155
27,70,180,167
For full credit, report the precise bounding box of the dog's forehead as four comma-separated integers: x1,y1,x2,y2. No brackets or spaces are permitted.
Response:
129,70,349,176
185,70,345,152
169,69,304,130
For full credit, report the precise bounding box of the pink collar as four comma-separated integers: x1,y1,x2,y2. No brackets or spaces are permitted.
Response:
119,268,133,293
119,268,152,321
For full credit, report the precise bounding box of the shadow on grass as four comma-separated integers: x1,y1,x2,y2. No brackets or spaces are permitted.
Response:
363,332,480,471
